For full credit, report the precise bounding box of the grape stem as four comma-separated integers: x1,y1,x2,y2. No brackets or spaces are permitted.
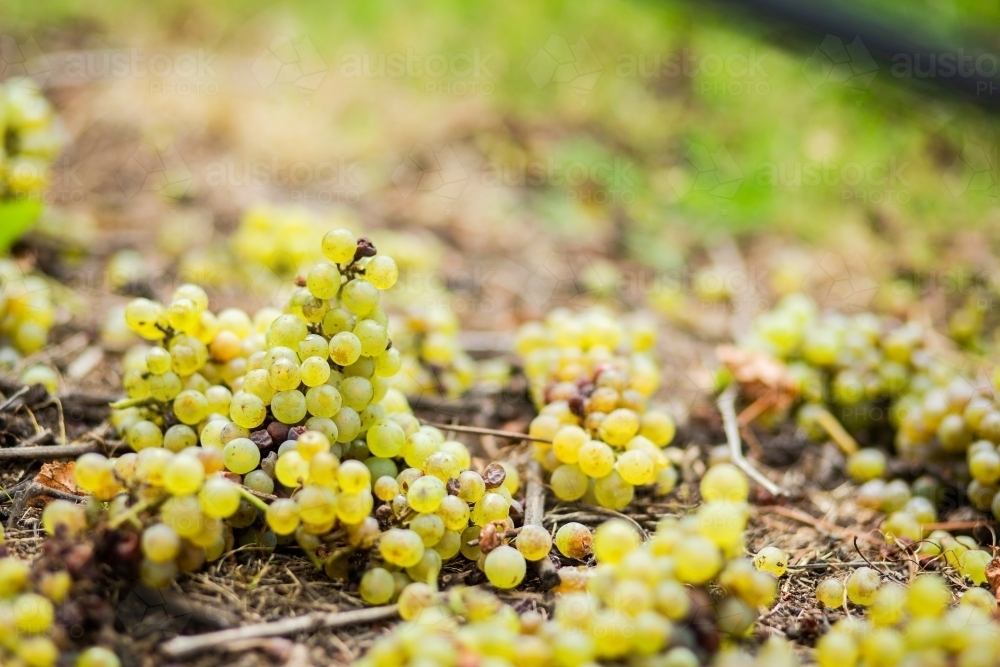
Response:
523,460,560,589
238,487,271,513
718,385,783,497
810,405,860,456
418,421,553,444
160,604,399,659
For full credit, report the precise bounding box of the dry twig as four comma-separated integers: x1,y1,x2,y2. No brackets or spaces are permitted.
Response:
718,384,782,497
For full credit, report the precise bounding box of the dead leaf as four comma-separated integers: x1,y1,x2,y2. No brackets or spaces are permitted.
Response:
717,344,798,413
30,461,82,507
986,556,1000,603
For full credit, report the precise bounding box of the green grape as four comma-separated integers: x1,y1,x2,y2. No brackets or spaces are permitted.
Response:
970,448,1000,485
332,406,361,443
550,464,589,501
272,389,308,424
306,384,343,419
13,592,55,633
753,547,788,577
223,437,261,475
598,408,640,446
700,463,749,503
616,449,655,486
268,356,301,392
457,470,486,503
205,385,232,415
329,331,362,366
577,440,615,478
341,376,374,411
435,495,470,531
410,513,446,547
593,470,634,510
593,519,640,564
959,549,992,585
471,493,509,526
41,499,86,536
341,279,380,316
266,498,301,536
322,309,356,337
408,475,447,513
127,420,164,451
364,455,397,482
359,567,395,605
296,485,338,525
307,262,342,300
422,452,460,483
816,630,859,667
337,490,373,524
199,477,241,518
846,567,881,606
367,419,405,458
163,454,205,496
299,356,331,387
380,528,425,568
142,523,181,563
555,522,593,559
76,647,121,667
135,448,173,486
816,578,845,608
639,410,676,446
846,448,887,482
242,369,276,402
484,545,526,589
374,475,400,501
516,524,552,561
18,635,59,667
374,347,402,377
553,425,587,464
244,469,275,495
354,319,389,357
231,392,267,429
401,430,437,469
365,255,398,290
124,298,166,340
674,534,722,585
961,587,997,613
267,314,308,349
275,450,311,487
147,347,172,374
337,459,371,494
161,495,205,538
322,228,357,263
434,529,463,561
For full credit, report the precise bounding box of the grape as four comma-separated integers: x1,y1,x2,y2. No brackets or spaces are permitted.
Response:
435,495,470,532
322,228,357,263
342,279,380,316
593,470,634,510
700,463,749,503
846,448,887,482
125,298,166,340
331,407,361,443
816,630,859,667
341,376,374,411
230,392,267,429
299,356,331,387
41,500,85,536
961,587,997,613
359,567,395,605
471,493,509,526
816,578,845,608
366,419,405,458
266,499,301,535
77,647,121,667
127,420,164,451
374,476,400,502
142,523,181,563
639,410,676,446
616,449,655,485
365,255,398,290
516,524,553,561
674,534,722,585
337,491,373,525
408,475,447,513
555,522,593,559
410,513,445,547
753,547,788,577
244,469,275,495
275,450,311,488
484,545,526,589
577,440,615,478
305,384,342,419
846,567,881,606
199,477,241,518
329,331,362,366
380,528,425,567
354,319,389,357
374,347,402,377
223,437,261,475
14,592,54,634
337,459,371,494
272,389,307,424
598,408,640,446
456,470,486,503
268,357,301,392
551,446,593,487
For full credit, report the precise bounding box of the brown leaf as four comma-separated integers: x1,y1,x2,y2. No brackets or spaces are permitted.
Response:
986,556,1000,603
30,461,82,507
717,344,798,412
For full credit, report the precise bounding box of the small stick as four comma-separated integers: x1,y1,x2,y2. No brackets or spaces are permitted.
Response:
0,441,101,461
5,481,83,531
0,386,30,413
811,406,859,456
419,421,552,444
760,504,882,546
160,605,399,659
718,385,782,497
522,460,559,589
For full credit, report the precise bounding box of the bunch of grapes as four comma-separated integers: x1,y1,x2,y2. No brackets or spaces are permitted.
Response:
0,259,57,358
515,308,678,510
0,544,119,667
357,486,785,667
814,572,999,667
1,77,65,200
